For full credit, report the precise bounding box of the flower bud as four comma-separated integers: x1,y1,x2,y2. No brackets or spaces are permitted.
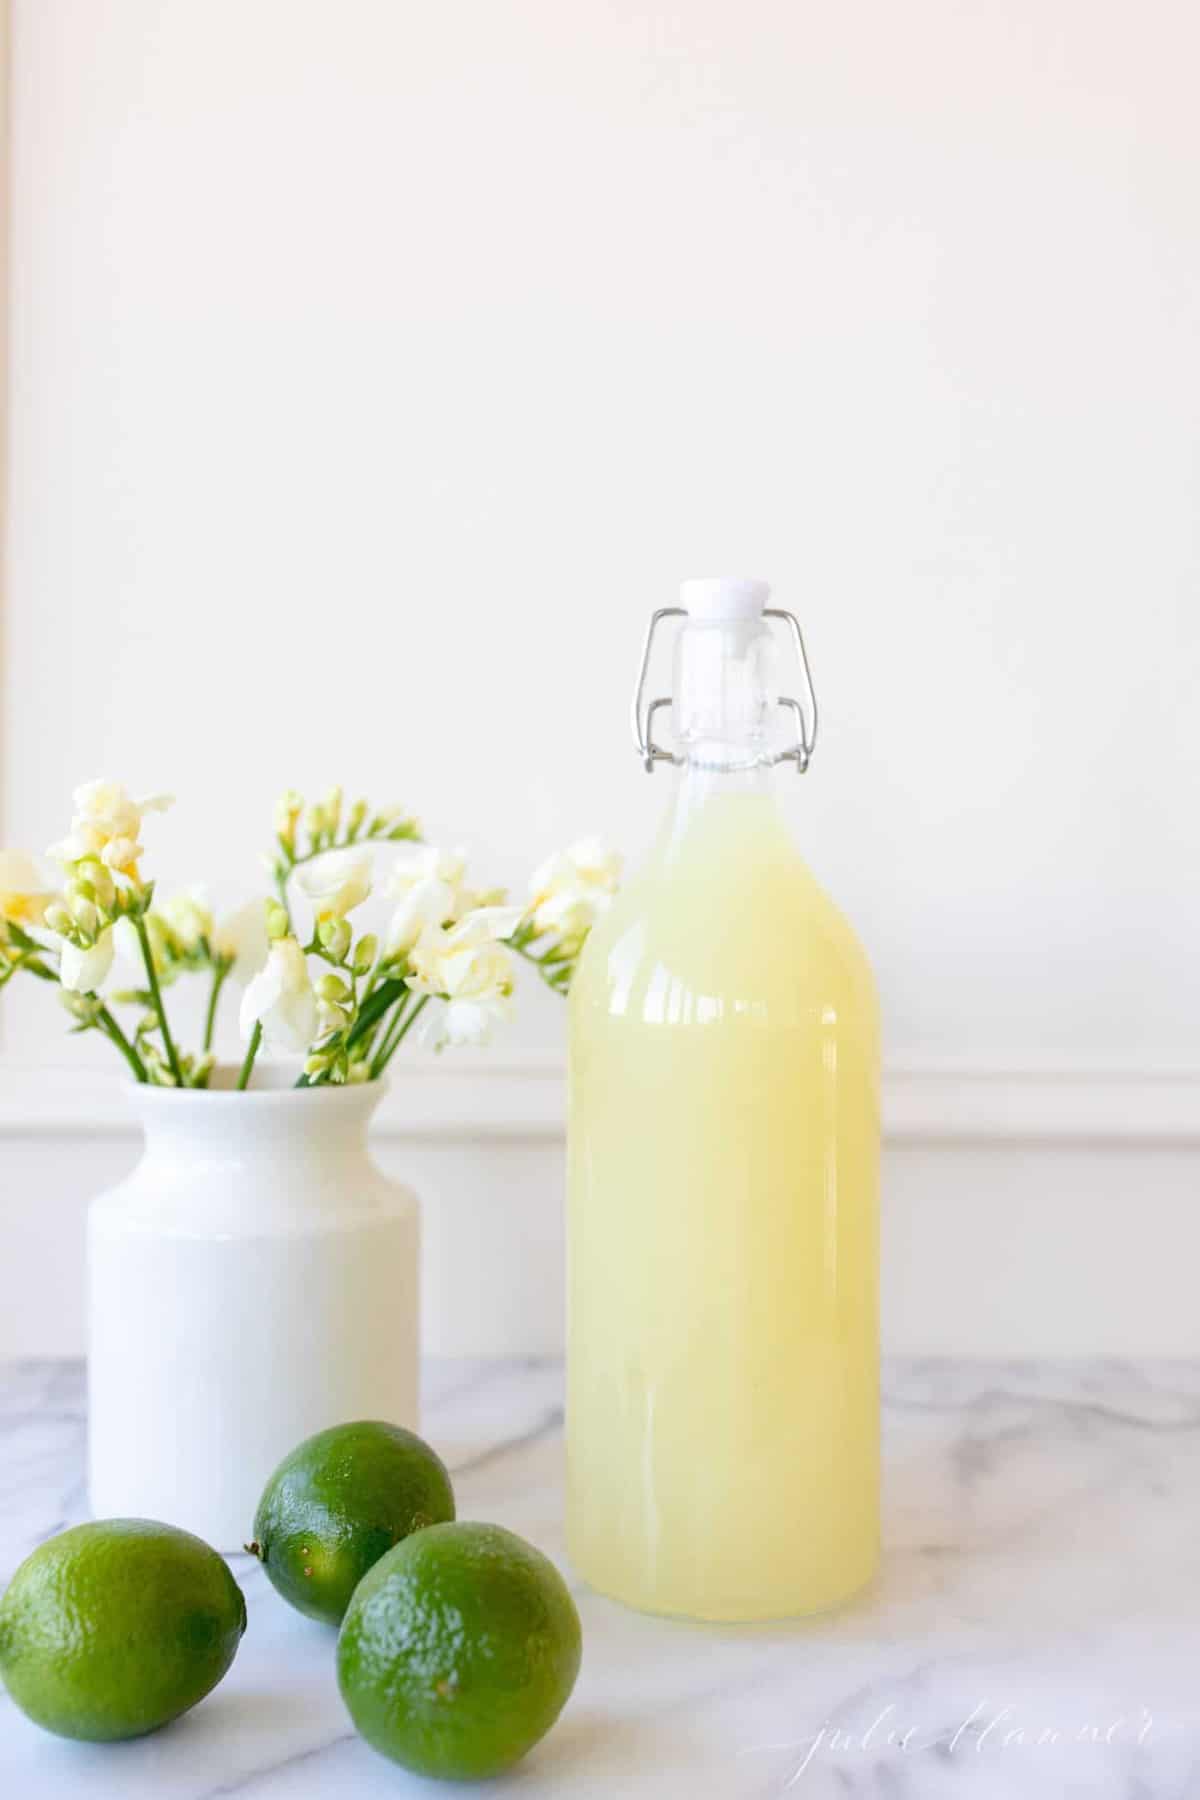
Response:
346,799,368,839
72,856,115,911
317,1000,351,1036
347,1059,372,1084
317,916,351,961
43,903,73,937
304,1052,332,1077
352,934,378,975
264,899,290,941
274,789,303,843
70,896,100,937
317,973,351,1003
324,786,343,835
370,806,418,838
60,989,100,1024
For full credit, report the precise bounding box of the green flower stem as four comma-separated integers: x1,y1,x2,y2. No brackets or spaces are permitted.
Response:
203,960,230,1053
132,913,186,1086
343,956,389,1056
371,993,429,1078
96,1005,149,1083
237,1021,263,1090
345,975,409,1053
368,1000,409,1076
0,950,59,987
509,936,577,995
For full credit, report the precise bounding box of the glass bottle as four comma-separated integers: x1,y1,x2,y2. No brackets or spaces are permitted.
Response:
566,577,879,1621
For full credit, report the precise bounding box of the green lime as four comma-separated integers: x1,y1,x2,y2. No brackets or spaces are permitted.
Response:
337,1520,582,1781
250,1420,455,1625
0,1518,246,1742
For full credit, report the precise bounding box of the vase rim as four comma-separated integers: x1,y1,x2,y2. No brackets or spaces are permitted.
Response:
123,1061,387,1104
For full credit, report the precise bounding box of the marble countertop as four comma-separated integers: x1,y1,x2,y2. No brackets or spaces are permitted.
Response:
3,1359,1200,1798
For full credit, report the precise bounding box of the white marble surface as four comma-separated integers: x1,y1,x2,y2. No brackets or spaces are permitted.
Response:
3,1359,1200,1798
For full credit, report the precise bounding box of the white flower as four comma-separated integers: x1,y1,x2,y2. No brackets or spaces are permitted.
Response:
59,929,115,993
214,900,270,985
460,903,526,942
238,937,318,1051
406,905,524,1046
0,851,56,928
384,845,469,958
48,780,173,872
101,836,142,875
115,910,186,984
529,886,595,942
294,848,372,919
157,890,215,951
113,914,160,976
567,837,623,888
76,861,116,912
387,845,468,896
527,837,621,941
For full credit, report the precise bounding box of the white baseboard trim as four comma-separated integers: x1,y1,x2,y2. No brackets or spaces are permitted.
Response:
1,1054,1199,1144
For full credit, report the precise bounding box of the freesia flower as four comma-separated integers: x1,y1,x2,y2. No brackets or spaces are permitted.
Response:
294,847,372,920
384,845,469,958
59,929,115,994
406,905,524,1046
238,937,318,1051
527,837,621,941
0,851,56,927
48,780,172,872
113,913,168,977
214,900,270,984
157,891,215,951
101,837,142,875
79,861,117,911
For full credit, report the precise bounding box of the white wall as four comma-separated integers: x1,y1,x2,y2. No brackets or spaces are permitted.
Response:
3,2,1200,1354
5,1062,1200,1357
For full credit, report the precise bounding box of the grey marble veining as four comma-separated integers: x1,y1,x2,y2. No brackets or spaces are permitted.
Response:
3,1358,1200,1797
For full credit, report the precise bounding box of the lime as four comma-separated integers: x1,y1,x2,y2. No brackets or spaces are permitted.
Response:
0,1518,246,1742
250,1420,455,1625
337,1520,582,1780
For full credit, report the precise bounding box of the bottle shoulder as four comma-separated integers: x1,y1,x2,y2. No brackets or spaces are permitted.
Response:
572,839,878,1026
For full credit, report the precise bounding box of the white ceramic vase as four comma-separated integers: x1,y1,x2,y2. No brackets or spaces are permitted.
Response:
87,1066,419,1552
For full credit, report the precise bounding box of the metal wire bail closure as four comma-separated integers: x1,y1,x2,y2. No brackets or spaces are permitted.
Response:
631,604,819,774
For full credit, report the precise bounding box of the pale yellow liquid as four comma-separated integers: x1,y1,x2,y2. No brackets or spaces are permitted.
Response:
567,779,879,1620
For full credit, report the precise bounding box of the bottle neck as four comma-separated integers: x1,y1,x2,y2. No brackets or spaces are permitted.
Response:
661,615,780,843
672,615,776,772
